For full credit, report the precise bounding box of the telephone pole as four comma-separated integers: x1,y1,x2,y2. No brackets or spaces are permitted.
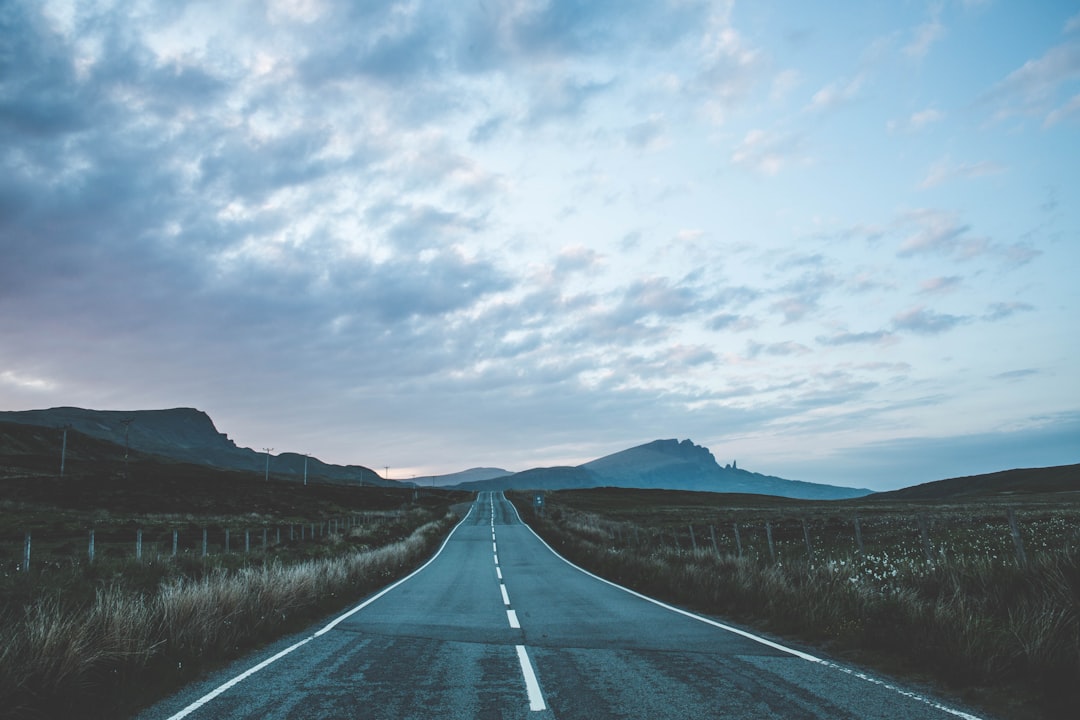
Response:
263,448,274,482
303,453,309,486
59,424,71,477
118,419,133,478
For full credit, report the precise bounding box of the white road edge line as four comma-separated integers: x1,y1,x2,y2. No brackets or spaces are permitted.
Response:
507,609,520,628
163,499,479,720
516,645,547,712
502,493,985,720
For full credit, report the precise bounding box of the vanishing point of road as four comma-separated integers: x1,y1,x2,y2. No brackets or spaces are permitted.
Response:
137,492,985,720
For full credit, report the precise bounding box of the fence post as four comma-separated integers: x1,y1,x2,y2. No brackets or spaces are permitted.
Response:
263,528,268,552
733,523,743,558
300,525,305,541
136,529,143,562
802,518,813,563
245,530,250,554
23,531,31,572
202,528,208,558
172,529,178,557
688,525,698,552
277,527,281,545
917,514,933,563
88,529,95,563
765,521,776,563
225,529,231,553
709,525,719,555
853,515,864,554
672,530,681,551
1007,508,1027,566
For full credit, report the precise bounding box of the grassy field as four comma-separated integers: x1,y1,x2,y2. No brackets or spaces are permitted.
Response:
0,459,469,720
509,487,1080,720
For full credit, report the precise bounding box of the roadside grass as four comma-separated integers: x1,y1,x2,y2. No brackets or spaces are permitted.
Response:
0,511,458,719
509,489,1080,720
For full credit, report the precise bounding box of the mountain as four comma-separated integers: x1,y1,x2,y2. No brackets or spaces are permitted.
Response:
868,463,1080,501
0,407,392,486
454,438,872,499
425,467,512,487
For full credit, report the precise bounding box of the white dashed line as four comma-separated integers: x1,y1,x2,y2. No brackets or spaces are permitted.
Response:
500,583,511,606
507,609,520,629
516,645,547,712
496,567,503,580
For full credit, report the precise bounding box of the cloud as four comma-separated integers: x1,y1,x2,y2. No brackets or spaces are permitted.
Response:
808,73,865,112
816,330,894,346
918,276,962,295
708,313,757,332
887,108,944,133
983,302,1035,321
984,39,1080,123
920,157,1005,188
904,9,945,60
993,368,1040,381
1044,93,1080,126
746,340,811,359
891,306,968,335
731,128,802,175
624,114,668,150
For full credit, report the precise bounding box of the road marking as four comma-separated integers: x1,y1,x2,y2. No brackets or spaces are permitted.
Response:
494,554,499,565
502,493,985,720
496,567,503,580
507,609,520,628
493,541,498,552
161,500,478,720
500,583,511,606
515,645,547,712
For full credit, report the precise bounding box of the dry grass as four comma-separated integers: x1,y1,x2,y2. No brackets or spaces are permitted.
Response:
518,499,1080,720
0,514,455,719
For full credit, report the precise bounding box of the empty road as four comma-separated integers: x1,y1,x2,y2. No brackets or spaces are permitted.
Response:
137,492,984,720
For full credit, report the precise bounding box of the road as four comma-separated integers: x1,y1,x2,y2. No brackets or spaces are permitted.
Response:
137,491,985,720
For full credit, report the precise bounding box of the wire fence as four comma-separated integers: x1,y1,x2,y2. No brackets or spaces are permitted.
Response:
4,512,401,573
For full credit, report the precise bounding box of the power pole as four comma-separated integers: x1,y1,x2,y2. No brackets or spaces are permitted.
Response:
384,466,389,480
59,424,71,477
119,419,133,478
263,448,274,482
303,453,309,486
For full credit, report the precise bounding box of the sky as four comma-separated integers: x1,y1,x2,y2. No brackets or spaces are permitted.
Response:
1,0,1078,491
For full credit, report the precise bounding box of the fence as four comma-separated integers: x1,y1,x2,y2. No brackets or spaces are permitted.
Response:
6,512,397,573
571,505,1079,568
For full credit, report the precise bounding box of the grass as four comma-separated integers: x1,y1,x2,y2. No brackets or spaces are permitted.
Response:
0,450,470,720
0,512,458,719
509,488,1080,720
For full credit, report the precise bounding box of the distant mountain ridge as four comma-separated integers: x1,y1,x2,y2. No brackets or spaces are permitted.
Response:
0,407,391,486
454,438,872,499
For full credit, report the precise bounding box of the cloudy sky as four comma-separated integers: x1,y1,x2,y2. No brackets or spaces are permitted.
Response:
1,0,1077,490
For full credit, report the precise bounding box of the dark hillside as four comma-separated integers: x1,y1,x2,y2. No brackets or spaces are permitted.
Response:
870,464,1080,501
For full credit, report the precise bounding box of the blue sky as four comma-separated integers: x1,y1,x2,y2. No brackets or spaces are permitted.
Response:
1,0,1077,490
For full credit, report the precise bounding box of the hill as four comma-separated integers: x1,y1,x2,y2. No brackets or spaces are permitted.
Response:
455,438,871,499
869,463,1080,501
426,467,512,487
0,407,392,486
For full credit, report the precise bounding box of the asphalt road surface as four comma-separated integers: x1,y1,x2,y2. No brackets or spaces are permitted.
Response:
136,492,985,720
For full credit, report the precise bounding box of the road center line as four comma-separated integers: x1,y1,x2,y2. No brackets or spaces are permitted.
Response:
507,609,520,629
494,554,499,565
496,567,503,580
500,583,511,606
515,645,547,712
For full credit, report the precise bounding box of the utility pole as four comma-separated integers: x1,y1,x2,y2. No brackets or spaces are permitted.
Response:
303,453,309,486
384,466,389,481
263,448,274,482
119,419,133,478
59,424,71,478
